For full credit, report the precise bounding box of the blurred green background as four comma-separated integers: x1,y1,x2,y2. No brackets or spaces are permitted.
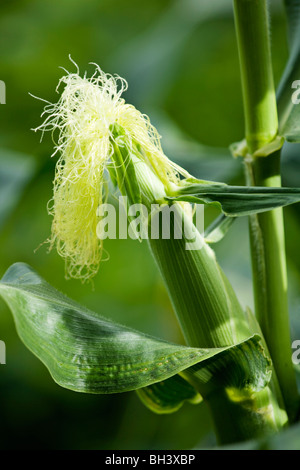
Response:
0,0,299,450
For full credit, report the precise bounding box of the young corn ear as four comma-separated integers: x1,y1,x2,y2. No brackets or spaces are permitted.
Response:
34,64,189,281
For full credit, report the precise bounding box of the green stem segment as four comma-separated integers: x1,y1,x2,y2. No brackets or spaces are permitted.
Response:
233,0,278,153
149,206,287,443
233,0,299,419
245,153,299,420
206,387,280,444
149,205,250,349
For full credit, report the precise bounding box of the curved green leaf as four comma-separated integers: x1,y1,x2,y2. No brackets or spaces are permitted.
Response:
0,263,271,402
136,374,202,414
183,335,272,397
204,214,236,244
230,136,285,158
277,0,300,141
0,263,202,394
166,181,300,216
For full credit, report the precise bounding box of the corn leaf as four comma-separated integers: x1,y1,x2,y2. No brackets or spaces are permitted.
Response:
277,0,300,142
0,263,271,408
166,181,300,216
136,374,202,414
204,214,236,244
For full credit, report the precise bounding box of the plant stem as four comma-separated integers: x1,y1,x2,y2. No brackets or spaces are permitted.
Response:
206,386,281,444
149,205,287,443
233,0,299,419
149,205,251,349
245,153,299,420
233,0,278,153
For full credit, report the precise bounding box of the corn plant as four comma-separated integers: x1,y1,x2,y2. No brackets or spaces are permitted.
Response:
2,0,300,447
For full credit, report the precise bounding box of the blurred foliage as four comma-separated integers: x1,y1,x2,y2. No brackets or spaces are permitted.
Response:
0,0,299,450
